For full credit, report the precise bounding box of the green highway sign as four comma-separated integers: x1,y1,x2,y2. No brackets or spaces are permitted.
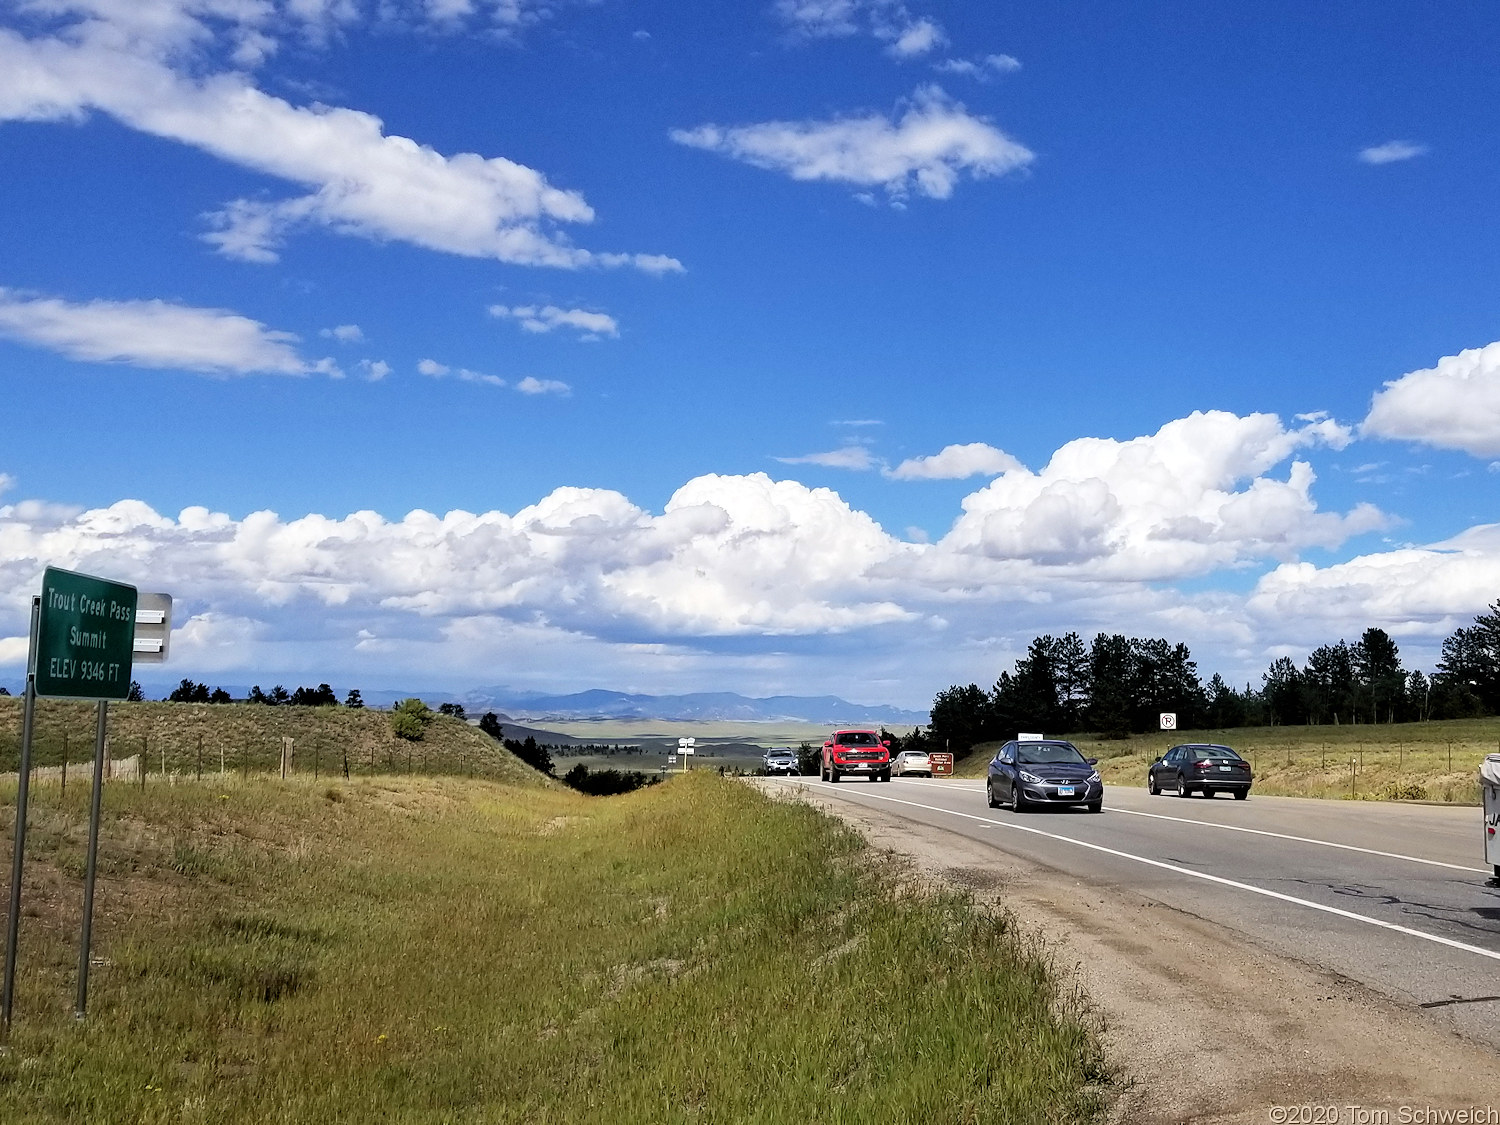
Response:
34,567,138,700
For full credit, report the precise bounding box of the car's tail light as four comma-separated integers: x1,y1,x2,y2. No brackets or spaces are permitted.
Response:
1195,761,1213,770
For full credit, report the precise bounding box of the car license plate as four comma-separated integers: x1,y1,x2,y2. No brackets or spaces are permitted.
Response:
1219,765,1231,771
1057,785,1075,796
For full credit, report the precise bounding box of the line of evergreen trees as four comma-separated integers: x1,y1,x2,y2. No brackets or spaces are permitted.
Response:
163,679,365,708
915,600,1500,757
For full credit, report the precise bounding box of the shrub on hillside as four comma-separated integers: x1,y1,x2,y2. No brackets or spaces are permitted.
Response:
391,698,433,741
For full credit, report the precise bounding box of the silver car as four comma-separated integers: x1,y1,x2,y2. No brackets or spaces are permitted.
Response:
891,750,932,777
763,748,799,776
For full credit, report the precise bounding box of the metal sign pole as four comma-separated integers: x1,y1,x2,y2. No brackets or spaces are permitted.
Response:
2,596,41,1046
75,701,108,1020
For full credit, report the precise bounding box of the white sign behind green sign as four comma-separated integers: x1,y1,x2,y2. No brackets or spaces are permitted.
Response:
34,567,137,700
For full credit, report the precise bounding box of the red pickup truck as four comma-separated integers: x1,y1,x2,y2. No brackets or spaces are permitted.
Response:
821,728,892,783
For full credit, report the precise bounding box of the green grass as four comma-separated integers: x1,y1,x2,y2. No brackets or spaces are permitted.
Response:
0,698,550,788
0,771,1109,1123
953,717,1500,803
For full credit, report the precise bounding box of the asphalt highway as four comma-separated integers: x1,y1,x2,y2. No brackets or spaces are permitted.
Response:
764,774,1500,1049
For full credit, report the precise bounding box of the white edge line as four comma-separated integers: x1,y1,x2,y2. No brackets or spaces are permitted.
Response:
819,787,1500,966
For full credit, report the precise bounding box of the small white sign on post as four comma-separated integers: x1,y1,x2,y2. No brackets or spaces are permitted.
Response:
1159,713,1177,731
132,592,173,664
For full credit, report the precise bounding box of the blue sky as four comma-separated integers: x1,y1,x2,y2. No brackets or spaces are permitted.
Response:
2,0,1499,709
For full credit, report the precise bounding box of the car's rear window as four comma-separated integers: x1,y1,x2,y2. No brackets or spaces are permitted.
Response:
1192,746,1242,760
836,732,879,746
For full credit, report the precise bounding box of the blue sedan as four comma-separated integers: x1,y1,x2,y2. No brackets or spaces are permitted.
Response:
987,739,1103,813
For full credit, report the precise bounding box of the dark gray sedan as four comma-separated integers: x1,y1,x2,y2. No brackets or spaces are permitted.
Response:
986,740,1103,812
1148,743,1252,799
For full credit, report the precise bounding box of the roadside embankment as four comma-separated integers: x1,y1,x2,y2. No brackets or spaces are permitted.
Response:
0,769,1109,1123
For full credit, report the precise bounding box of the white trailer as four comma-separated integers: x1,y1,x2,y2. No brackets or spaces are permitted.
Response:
1483,754,1500,887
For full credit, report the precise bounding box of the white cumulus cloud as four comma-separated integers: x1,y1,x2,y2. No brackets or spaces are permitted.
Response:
775,446,881,471
489,304,619,338
1362,340,1500,457
1358,140,1428,165
775,0,946,59
515,375,570,395
934,54,1021,80
671,85,1031,202
940,411,1379,579
886,442,1022,480
0,287,335,376
0,473,916,645
0,407,1472,699
882,17,943,57
0,6,681,272
1247,523,1500,641
418,358,505,387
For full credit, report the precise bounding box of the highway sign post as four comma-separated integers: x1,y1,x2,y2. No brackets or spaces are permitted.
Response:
131,593,173,664
3,568,170,1040
1159,713,1177,731
677,737,695,771
1,596,40,1046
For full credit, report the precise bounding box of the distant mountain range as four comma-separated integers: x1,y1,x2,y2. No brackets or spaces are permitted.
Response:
452,688,929,725
2,678,928,726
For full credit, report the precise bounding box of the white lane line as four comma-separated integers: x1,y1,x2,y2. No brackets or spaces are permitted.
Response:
882,778,1487,873
826,788,1500,965
1105,805,1487,873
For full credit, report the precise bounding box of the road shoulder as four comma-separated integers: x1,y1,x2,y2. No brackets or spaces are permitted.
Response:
763,781,1500,1125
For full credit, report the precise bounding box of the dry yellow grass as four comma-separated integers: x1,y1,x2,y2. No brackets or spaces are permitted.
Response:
0,698,551,788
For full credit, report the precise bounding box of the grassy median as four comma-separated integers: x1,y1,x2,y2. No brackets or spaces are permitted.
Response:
0,770,1107,1123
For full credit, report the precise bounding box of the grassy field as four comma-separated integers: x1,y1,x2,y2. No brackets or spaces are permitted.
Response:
0,698,548,788
952,717,1500,803
0,769,1109,1123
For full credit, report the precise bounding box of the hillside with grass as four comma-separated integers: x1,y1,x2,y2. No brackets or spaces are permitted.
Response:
0,698,551,788
954,716,1500,803
0,768,1109,1123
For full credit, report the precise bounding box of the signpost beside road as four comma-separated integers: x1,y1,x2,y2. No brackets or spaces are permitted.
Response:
677,737,695,771
4,567,171,1043
131,592,173,664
